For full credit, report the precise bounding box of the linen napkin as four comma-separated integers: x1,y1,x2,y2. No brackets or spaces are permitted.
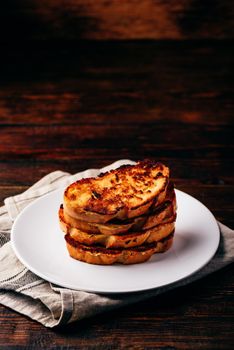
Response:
0,159,233,328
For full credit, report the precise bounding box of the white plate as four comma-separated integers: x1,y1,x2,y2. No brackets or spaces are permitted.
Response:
11,188,220,294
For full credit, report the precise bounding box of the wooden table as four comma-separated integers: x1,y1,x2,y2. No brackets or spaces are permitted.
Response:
0,41,233,349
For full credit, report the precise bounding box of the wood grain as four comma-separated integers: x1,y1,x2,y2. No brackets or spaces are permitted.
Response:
0,124,233,161
0,41,233,348
0,42,233,126
0,0,233,40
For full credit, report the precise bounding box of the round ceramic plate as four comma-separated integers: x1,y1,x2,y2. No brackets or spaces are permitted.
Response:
11,188,220,294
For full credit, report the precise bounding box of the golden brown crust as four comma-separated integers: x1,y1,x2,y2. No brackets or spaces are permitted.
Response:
64,182,176,234
65,234,174,265
60,205,175,248
64,160,169,223
59,160,176,265
62,186,176,235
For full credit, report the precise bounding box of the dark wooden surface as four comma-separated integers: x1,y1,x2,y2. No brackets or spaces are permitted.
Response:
0,41,233,349
0,0,234,40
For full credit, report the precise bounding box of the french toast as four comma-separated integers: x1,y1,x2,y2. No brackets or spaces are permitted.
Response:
61,198,176,236
64,160,169,223
60,160,176,265
62,182,176,235
60,205,175,248
65,233,174,265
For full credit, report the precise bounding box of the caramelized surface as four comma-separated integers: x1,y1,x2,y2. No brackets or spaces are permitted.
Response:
64,160,169,218
65,233,174,265
60,205,175,248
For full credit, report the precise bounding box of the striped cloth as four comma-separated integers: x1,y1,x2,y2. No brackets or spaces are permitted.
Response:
0,160,233,328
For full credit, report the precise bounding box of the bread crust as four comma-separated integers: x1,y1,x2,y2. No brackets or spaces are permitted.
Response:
64,160,169,223
59,160,176,265
65,234,174,265
60,206,175,248
62,187,176,235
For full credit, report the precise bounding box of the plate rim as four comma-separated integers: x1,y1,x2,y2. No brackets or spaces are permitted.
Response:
11,188,220,294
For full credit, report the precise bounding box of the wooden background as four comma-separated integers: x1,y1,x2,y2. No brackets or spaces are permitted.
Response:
0,0,233,41
0,1,233,349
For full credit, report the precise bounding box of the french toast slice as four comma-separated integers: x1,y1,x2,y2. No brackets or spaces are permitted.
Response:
60,198,175,234
60,206,175,248
65,233,174,265
63,160,169,223
62,184,176,235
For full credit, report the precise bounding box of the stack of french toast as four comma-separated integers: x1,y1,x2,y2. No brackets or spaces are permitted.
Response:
59,160,177,265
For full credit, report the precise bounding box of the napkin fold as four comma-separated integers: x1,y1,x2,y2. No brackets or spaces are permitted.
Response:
0,160,233,328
